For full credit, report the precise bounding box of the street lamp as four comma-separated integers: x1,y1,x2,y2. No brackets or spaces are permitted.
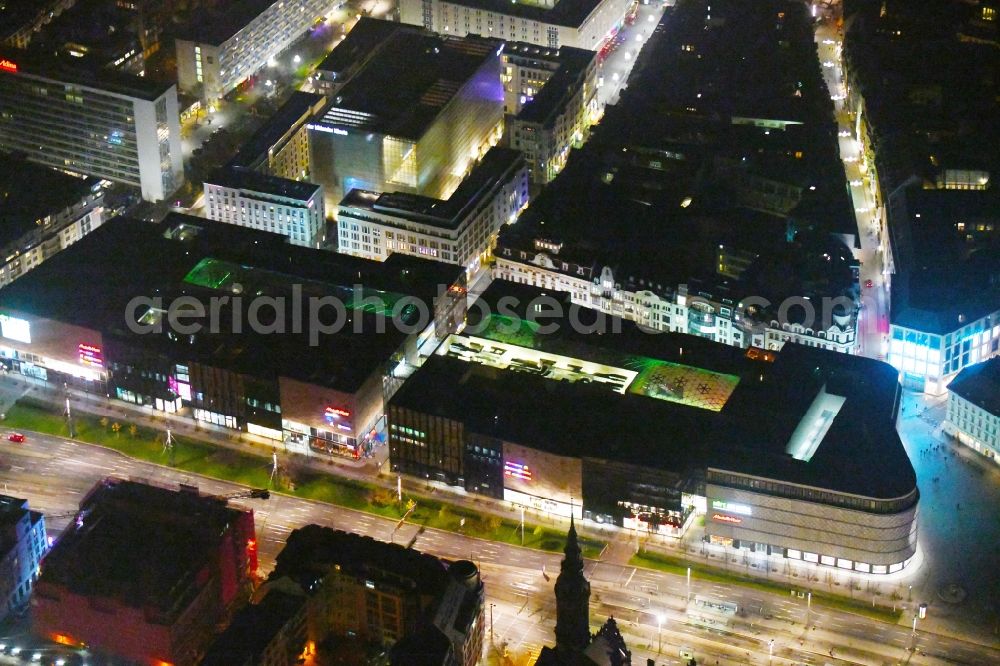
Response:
293,54,302,64
656,612,665,653
490,602,496,644
768,639,774,663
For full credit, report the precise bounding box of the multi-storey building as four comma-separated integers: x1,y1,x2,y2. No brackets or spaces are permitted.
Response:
944,356,1000,466
0,49,183,201
501,41,598,184
32,478,257,665
0,159,107,288
337,147,528,274
228,91,327,181
175,0,336,101
0,495,46,623
205,167,325,247
0,0,76,49
0,214,467,458
308,18,505,214
400,0,636,50
271,525,485,666
389,281,919,575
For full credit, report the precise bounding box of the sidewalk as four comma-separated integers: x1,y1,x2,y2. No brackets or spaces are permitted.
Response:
0,375,605,544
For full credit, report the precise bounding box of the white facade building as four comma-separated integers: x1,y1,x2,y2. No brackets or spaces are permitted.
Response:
204,167,325,247
0,50,184,201
401,0,636,50
944,357,1000,466
493,245,858,353
337,147,528,275
175,0,336,101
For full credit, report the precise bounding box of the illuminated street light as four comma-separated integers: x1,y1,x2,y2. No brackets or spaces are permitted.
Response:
293,54,302,64
656,612,665,653
267,57,277,68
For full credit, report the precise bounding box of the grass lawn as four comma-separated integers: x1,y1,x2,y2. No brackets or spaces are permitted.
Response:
631,550,902,623
5,399,603,558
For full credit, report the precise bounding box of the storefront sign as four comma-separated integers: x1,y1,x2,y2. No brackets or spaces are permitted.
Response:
0,59,17,73
503,460,532,481
78,343,104,368
711,513,742,525
325,406,350,422
711,500,752,516
0,313,31,343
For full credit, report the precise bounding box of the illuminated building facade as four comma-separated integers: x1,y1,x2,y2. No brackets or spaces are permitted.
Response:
270,526,484,665
0,495,46,623
0,215,467,458
501,42,598,183
32,478,257,665
400,0,636,50
205,167,326,247
228,91,327,182
0,49,184,201
0,160,107,288
308,19,505,214
944,357,1000,466
175,0,336,101
389,282,918,574
336,147,528,275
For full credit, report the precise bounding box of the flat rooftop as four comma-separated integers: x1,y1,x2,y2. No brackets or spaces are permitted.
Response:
228,91,326,171
0,157,99,248
313,21,500,139
393,282,915,501
175,0,282,46
339,146,523,230
0,47,174,101
38,478,248,618
506,42,596,126
207,166,320,202
425,0,608,28
0,214,463,392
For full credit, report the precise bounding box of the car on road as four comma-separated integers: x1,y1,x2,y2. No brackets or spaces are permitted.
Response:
7,432,25,443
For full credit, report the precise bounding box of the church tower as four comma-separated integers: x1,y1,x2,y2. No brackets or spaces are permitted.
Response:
554,515,591,652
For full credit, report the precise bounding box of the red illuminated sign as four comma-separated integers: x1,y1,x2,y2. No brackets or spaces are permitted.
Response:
0,59,17,73
325,406,350,421
711,513,742,525
503,461,532,482
78,343,104,368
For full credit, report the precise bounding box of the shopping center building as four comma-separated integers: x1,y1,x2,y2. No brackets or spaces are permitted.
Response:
388,282,919,573
0,214,466,457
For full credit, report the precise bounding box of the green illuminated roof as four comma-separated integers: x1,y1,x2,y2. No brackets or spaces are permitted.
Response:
625,357,739,412
182,257,409,316
475,314,542,348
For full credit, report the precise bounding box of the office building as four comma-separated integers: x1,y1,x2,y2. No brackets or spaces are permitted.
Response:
0,495,46,623
270,525,485,666
32,478,257,665
389,282,919,574
400,0,636,50
0,48,184,201
0,214,466,458
175,0,336,101
944,357,1000,466
309,18,505,213
229,91,327,181
501,41,599,183
337,147,528,274
205,167,326,247
0,159,107,288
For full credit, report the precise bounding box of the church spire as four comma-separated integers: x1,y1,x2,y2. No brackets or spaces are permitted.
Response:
554,511,590,653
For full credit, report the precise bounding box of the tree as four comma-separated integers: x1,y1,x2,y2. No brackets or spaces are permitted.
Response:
100,417,109,430
485,515,503,533
111,422,121,438
128,424,138,439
